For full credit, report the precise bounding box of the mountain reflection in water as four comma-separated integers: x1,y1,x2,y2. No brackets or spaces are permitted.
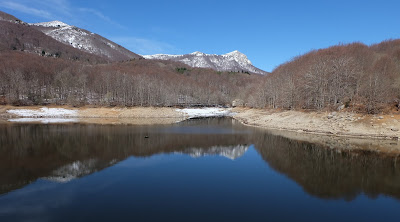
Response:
0,118,399,212
0,118,252,194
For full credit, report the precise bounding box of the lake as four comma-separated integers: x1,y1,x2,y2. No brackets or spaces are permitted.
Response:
0,118,399,222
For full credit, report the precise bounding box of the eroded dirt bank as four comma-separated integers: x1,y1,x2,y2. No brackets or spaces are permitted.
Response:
233,108,400,140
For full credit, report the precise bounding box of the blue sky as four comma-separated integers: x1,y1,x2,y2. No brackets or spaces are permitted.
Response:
1,0,400,72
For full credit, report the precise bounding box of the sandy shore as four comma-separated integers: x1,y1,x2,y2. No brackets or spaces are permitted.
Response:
232,108,400,140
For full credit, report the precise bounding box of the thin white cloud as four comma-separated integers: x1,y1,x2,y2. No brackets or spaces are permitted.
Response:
36,0,73,17
79,8,112,23
0,0,124,29
0,1,53,19
46,0,70,10
111,37,178,55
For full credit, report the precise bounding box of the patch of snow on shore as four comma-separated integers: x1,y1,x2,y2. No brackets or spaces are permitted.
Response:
176,108,231,118
8,118,78,124
7,108,78,117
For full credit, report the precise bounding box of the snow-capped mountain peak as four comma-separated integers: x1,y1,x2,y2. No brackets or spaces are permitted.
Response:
30,20,70,28
191,51,206,56
143,50,268,75
224,50,252,65
29,20,141,61
225,50,242,56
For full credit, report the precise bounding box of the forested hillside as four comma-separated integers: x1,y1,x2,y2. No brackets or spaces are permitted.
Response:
2,40,400,113
2,11,400,113
250,40,400,113
0,10,259,107
0,51,259,107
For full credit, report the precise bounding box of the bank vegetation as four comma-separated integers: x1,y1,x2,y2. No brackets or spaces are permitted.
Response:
250,40,400,114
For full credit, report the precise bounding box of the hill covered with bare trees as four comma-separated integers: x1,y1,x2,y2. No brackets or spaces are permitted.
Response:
0,50,259,107
250,40,400,113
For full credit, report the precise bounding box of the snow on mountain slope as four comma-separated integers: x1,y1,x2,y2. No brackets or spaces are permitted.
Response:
32,20,69,28
43,158,118,183
30,21,142,62
143,50,268,75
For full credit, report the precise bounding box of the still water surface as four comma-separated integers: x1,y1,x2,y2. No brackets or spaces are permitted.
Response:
0,118,399,222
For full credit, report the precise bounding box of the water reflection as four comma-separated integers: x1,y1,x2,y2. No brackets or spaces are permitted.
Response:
179,145,249,159
44,159,112,183
253,134,400,200
0,118,400,201
0,118,252,194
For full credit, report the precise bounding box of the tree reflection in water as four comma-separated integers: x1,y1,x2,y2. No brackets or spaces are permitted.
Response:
0,117,399,201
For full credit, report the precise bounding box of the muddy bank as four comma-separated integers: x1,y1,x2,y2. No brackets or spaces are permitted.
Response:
233,108,400,140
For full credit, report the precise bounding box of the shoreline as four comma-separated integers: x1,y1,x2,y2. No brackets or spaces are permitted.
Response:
232,108,400,141
0,105,186,125
0,105,230,125
2,105,400,141
2,105,400,154
231,108,400,155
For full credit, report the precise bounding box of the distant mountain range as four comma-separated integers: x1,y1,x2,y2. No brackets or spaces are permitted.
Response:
0,10,141,62
29,20,142,62
144,51,268,75
0,11,106,62
0,10,266,74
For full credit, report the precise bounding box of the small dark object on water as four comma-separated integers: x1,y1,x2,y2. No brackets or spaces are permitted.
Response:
144,136,149,139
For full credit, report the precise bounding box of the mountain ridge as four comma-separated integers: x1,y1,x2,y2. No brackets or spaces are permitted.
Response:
143,50,268,75
0,11,106,63
29,20,142,62
0,10,22,23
